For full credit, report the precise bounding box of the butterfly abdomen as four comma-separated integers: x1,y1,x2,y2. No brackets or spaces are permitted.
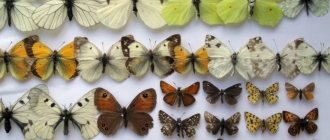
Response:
3,108,13,133
122,107,128,128
176,118,183,137
193,0,201,17
5,0,14,26
190,53,196,73
65,0,74,20
101,54,109,73
261,119,266,133
276,53,282,71
3,52,10,72
62,110,71,135
249,0,256,16
220,119,226,136
132,0,138,16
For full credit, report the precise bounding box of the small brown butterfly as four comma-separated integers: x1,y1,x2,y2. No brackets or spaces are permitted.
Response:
204,111,241,138
94,88,157,136
160,81,200,107
159,110,200,138
283,108,318,136
203,81,242,105
285,82,315,101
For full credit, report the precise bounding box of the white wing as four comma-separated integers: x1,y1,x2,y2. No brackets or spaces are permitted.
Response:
294,38,318,74
32,0,67,29
0,99,4,121
280,0,304,18
69,88,99,139
246,37,276,79
0,49,5,79
137,0,166,29
322,47,330,74
309,0,329,17
280,42,301,79
205,35,234,79
12,0,38,31
105,39,130,82
237,45,255,80
73,0,105,27
76,37,104,83
0,1,6,30
97,0,132,29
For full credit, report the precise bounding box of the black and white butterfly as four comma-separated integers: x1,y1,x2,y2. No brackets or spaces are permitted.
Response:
29,84,99,139
204,111,240,138
203,81,242,105
158,110,200,138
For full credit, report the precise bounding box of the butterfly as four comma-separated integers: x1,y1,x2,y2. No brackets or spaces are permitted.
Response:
202,81,242,105
283,108,318,136
280,0,329,18
246,82,279,104
32,0,106,29
26,39,78,81
285,82,315,101
205,35,255,80
244,112,282,134
76,36,130,82
123,34,177,78
0,0,38,31
160,80,200,107
95,88,156,136
247,37,302,79
169,39,209,74
161,0,224,26
204,111,240,137
0,85,43,140
29,85,99,139
0,35,44,80
98,0,166,29
217,0,283,27
159,110,200,138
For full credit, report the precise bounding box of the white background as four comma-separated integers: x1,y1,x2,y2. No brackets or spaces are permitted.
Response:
0,7,330,140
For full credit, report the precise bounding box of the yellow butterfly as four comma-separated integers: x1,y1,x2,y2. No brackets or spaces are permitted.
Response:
244,112,282,134
246,82,279,104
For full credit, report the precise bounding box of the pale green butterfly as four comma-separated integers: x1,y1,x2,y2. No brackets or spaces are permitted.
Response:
280,0,329,18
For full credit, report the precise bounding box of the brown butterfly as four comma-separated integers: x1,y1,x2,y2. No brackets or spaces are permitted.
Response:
283,108,318,136
204,111,241,138
160,81,200,107
203,81,242,105
285,82,315,101
159,110,200,138
94,88,157,136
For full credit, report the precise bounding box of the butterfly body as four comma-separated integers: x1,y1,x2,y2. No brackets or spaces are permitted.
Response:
100,53,109,73
4,0,14,26
283,108,318,136
193,0,201,17
64,0,74,20
275,53,282,71
2,108,13,133
314,51,327,71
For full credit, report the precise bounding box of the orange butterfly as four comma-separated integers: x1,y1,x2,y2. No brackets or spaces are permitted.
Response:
26,38,78,80
0,35,40,80
94,88,157,136
283,108,318,136
285,82,315,101
160,80,200,107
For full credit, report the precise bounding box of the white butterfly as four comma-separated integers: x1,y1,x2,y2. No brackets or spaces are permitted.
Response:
124,34,177,77
246,37,301,79
97,0,166,29
0,0,38,31
205,35,255,80
32,0,106,29
280,0,329,18
0,85,42,140
29,84,99,140
76,36,130,82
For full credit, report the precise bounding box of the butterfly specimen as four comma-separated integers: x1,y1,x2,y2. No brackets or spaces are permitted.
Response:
202,81,242,105
283,108,318,136
95,88,156,136
217,0,283,27
204,111,240,137
246,82,279,104
205,35,255,80
247,37,302,79
285,82,315,101
32,0,105,29
0,85,41,140
98,0,166,29
160,80,200,107
169,39,209,74
280,0,329,18
244,112,282,134
123,34,177,78
0,35,43,80
161,0,224,25
30,85,99,139
26,39,78,81
159,110,200,138
76,36,130,82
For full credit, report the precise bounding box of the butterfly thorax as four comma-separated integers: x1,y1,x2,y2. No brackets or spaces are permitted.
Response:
101,53,110,73
231,53,237,65
65,0,74,20
52,50,60,74
121,107,128,128
220,118,226,136
148,50,155,72
219,89,225,103
301,0,312,16
3,52,11,72
248,0,256,16
260,90,265,104
275,53,282,71
298,89,303,100
2,108,13,133
176,88,183,107
132,0,138,16
176,118,183,137
5,0,14,26
314,52,327,71
261,119,266,133
299,118,307,131
61,109,73,135
192,0,201,17
190,53,197,73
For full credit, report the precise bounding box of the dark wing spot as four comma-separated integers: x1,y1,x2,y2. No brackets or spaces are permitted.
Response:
102,93,107,98
44,99,49,103
84,98,89,102
77,102,83,107
19,100,25,104
50,103,56,107
143,93,148,98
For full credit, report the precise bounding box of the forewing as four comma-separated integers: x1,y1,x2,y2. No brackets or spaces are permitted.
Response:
170,45,192,74
294,38,318,74
161,0,196,25
303,82,315,101
224,83,242,105
244,112,262,133
137,0,166,29
12,1,39,31
158,110,176,136
282,111,300,123
182,113,201,137
253,0,283,27
305,108,318,121
309,0,329,17
322,47,330,74
94,88,122,113
225,112,241,135
264,82,279,104
280,0,304,18
204,111,221,135
127,88,157,112
202,81,221,104
194,46,209,74
73,0,104,27
246,82,261,104
265,113,282,134
285,82,299,99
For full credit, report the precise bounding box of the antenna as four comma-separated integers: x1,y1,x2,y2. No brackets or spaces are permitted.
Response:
227,40,234,52
5,41,13,51
272,39,280,52
187,43,194,53
149,38,156,50
55,41,65,50
320,42,325,52
101,42,105,53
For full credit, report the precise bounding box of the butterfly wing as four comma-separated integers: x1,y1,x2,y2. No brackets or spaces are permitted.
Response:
202,81,221,104
158,110,176,136
294,38,318,74
282,110,301,136
264,82,279,104
169,45,192,74
72,0,104,27
204,111,221,135
265,113,282,134
321,47,330,74
280,39,301,78
309,0,329,17
182,113,201,137
56,41,78,80
224,83,242,105
305,108,318,121
76,37,103,82
225,112,241,135
0,1,6,30
246,82,261,104
200,0,223,25
280,0,304,18
181,82,200,106
253,0,283,27
205,35,234,79
0,99,4,123
11,1,39,31
285,82,299,100
244,112,262,133
161,0,196,26
303,82,315,101
194,46,209,75
236,44,255,80
136,0,166,29
217,0,248,24
97,0,132,29
160,81,178,106
0,49,6,79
